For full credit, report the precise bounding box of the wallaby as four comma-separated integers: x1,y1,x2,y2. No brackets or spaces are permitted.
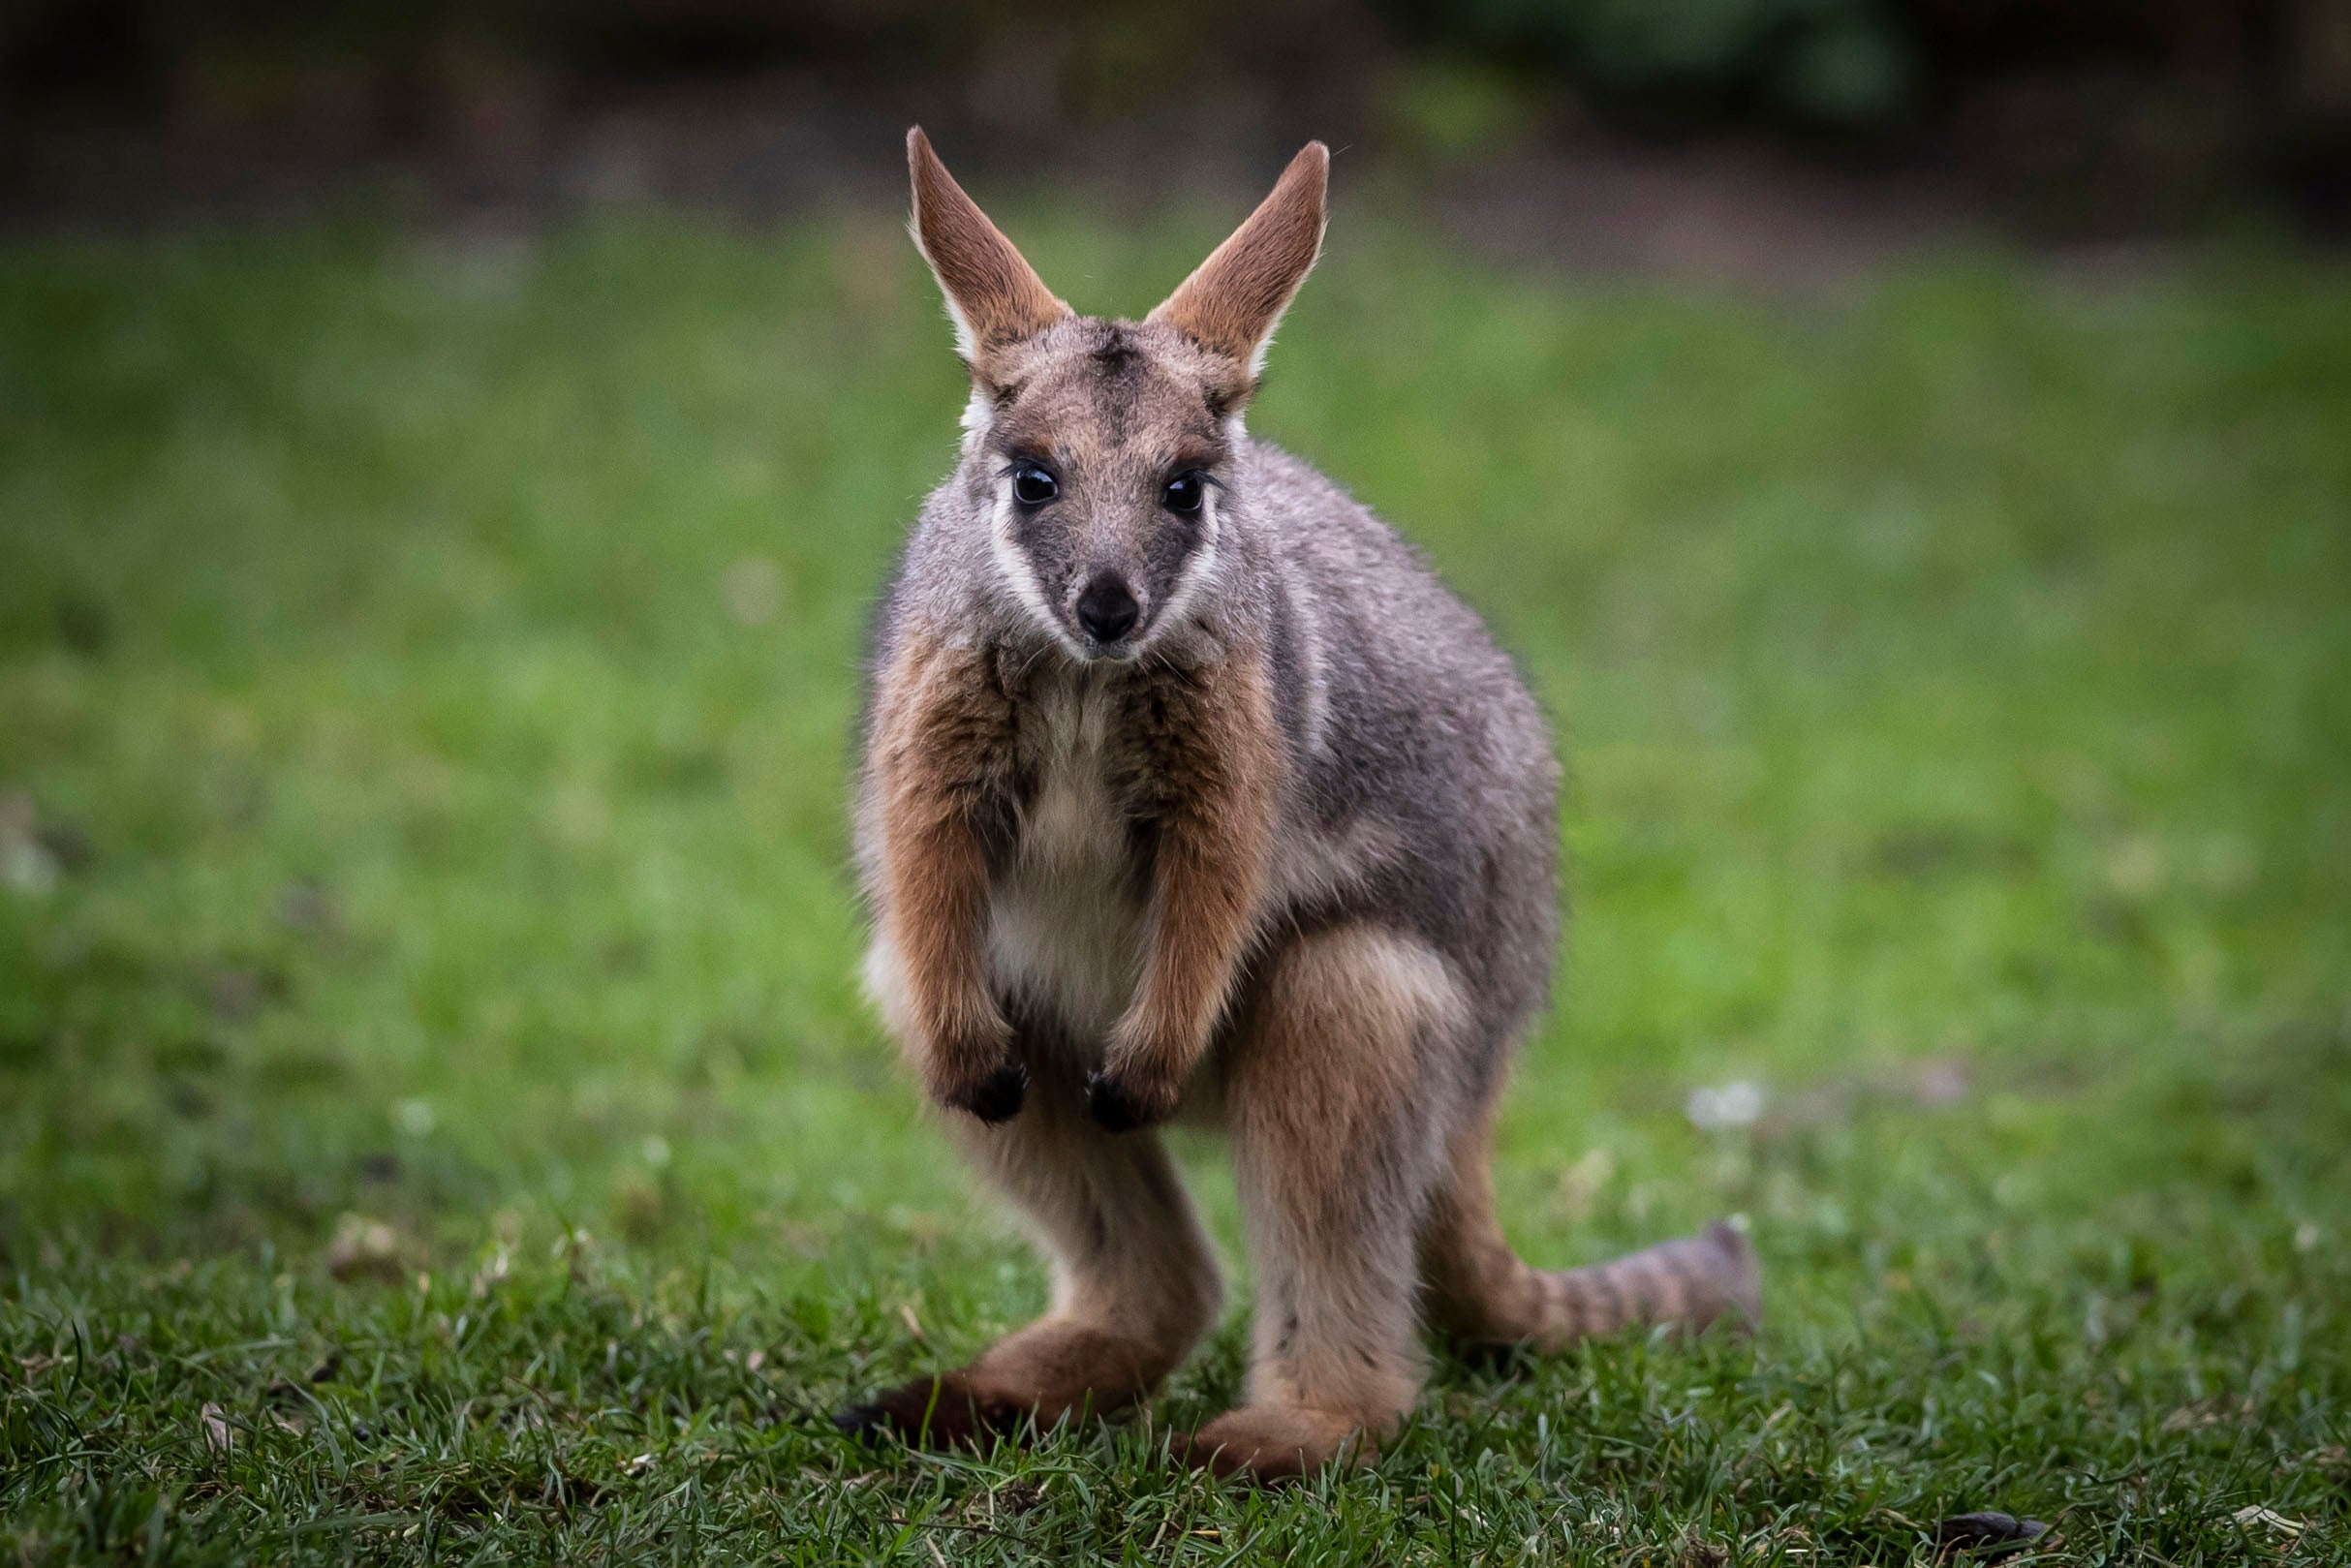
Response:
839,128,1761,1481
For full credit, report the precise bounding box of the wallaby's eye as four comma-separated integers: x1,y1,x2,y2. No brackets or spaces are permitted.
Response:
1011,464,1058,507
1162,473,1205,515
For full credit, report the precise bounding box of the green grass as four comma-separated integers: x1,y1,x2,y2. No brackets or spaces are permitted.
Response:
3,213,2348,1563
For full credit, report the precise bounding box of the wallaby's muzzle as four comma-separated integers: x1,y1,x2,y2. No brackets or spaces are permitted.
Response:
1073,571,1143,652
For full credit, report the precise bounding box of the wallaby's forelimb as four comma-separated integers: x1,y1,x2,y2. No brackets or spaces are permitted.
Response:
1090,650,1283,1131
867,630,1023,1122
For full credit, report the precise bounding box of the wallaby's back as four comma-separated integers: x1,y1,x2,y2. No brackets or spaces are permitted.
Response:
1239,441,1562,1080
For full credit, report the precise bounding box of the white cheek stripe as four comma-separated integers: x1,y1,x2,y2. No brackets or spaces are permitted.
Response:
990,489,1093,661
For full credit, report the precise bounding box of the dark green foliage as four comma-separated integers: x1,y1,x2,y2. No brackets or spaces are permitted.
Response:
1425,0,1914,124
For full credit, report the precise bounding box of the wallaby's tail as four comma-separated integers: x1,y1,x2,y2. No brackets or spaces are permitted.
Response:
1422,1125,1760,1351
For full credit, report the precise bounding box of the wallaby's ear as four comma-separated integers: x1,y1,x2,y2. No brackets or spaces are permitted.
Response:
1149,141,1328,380
908,127,1069,365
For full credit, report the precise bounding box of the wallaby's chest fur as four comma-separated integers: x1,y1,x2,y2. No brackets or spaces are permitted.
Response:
986,663,1148,1044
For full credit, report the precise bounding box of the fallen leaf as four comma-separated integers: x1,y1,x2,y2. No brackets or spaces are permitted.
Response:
201,1402,232,1454
2232,1505,2305,1538
1935,1512,2049,1558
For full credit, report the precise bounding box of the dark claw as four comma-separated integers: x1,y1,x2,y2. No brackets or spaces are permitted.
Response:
1085,1070,1153,1132
963,1062,1028,1123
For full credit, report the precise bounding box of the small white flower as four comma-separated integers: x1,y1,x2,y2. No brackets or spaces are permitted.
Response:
395,1099,436,1137
1686,1080,1766,1130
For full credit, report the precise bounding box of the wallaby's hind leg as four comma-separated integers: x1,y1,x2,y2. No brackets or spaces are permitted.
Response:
1183,925,1464,1482
1420,1108,1760,1352
836,1061,1221,1446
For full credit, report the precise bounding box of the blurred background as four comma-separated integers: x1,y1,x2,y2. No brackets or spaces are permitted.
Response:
4,4,2349,1558
8,0,2351,250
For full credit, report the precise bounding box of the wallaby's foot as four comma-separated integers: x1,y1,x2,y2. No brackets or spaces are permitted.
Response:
833,1371,1018,1448
835,1318,1180,1450
1180,1402,1381,1483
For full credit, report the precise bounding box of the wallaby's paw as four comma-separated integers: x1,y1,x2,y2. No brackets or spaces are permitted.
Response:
1179,1404,1369,1484
831,1373,1021,1449
1084,1068,1174,1133
938,1061,1027,1124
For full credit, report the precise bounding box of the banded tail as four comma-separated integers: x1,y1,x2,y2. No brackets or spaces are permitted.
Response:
1422,1129,1761,1350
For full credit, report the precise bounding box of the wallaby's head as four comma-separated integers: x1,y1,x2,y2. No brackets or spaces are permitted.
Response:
907,128,1326,661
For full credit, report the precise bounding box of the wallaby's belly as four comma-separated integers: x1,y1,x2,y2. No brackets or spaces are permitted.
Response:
984,676,1144,1052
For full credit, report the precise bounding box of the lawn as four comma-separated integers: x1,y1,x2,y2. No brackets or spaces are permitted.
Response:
2,211,2348,1563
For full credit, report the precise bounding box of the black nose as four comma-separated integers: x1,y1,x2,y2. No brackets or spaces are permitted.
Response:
1074,574,1140,644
